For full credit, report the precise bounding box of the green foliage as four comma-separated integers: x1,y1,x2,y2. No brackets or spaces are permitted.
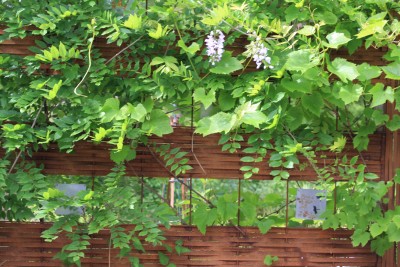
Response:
264,255,279,266
154,144,193,176
1,0,400,264
209,53,243,75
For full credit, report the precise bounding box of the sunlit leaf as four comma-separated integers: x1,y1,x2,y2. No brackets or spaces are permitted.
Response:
210,53,243,74
285,50,320,73
324,32,351,48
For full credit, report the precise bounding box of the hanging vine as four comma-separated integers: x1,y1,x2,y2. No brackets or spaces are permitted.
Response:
1,0,400,265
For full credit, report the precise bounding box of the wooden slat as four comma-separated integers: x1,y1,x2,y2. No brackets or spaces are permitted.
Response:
12,128,383,181
0,222,377,267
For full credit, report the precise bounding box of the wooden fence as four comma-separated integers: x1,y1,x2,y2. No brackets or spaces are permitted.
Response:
0,222,378,267
27,128,386,181
1,28,399,267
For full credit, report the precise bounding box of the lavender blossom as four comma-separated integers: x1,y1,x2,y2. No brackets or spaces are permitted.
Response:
245,36,273,69
205,30,225,65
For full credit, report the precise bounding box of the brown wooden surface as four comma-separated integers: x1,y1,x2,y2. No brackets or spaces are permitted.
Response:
0,28,396,267
0,28,391,74
0,222,378,267
19,127,385,181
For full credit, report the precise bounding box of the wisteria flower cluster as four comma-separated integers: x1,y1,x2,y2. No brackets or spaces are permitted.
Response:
245,35,273,69
205,30,225,65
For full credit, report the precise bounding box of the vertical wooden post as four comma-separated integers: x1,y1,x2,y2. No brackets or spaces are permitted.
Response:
169,178,175,208
381,93,398,266
396,129,400,267
181,178,186,219
189,177,193,225
237,178,241,226
285,180,289,228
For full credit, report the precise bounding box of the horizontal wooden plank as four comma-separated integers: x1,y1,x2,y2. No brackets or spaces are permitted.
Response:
0,128,384,181
0,222,378,266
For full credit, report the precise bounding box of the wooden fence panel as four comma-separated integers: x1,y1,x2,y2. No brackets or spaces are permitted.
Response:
0,222,378,267
25,128,386,181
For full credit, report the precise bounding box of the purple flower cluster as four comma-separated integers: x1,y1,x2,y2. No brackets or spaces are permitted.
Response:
246,36,273,69
205,30,225,65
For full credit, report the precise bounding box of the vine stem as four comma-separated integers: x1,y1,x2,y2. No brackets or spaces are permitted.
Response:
191,131,207,175
174,22,200,80
104,35,143,65
8,104,43,175
282,124,323,179
146,145,247,236
146,145,211,205
343,106,370,173
194,0,248,36
126,162,187,224
265,199,296,217
73,23,96,97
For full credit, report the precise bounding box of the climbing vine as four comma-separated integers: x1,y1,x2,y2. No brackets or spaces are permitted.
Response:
1,0,400,265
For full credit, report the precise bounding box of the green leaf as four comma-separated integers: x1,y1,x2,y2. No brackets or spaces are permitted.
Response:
83,190,94,201
175,246,190,256
142,109,173,137
387,114,400,131
242,111,268,128
280,171,290,179
142,98,154,113
328,58,359,82
193,204,216,234
158,252,169,266
201,4,228,25
235,101,268,129
129,257,140,267
298,25,315,36
210,53,243,74
241,156,254,163
194,88,216,109
265,113,279,130
50,45,59,59
351,229,370,247
394,169,400,184
357,63,382,81
324,32,351,48
315,11,337,24
339,84,363,105
101,98,120,123
123,14,142,30
258,218,275,234
110,145,136,164
356,17,387,38
196,112,237,136
264,255,278,266
177,40,200,55
148,23,168,39
59,42,67,60
370,83,394,107
281,75,312,93
330,136,347,152
130,104,148,122
301,93,324,116
382,62,400,80
216,197,238,221
364,173,379,179
370,223,384,238
218,91,236,111
285,50,320,73
372,109,389,125
46,80,63,100
387,222,400,242
94,127,111,142
393,215,400,228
